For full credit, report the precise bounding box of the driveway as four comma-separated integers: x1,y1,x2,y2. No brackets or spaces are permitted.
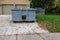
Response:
0,15,60,40
1,15,60,40
0,15,49,35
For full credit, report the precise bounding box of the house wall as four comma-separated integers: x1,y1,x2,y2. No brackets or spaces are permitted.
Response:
0,0,30,4
0,0,30,15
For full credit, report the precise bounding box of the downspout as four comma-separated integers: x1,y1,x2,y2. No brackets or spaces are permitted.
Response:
14,0,16,9
29,0,31,8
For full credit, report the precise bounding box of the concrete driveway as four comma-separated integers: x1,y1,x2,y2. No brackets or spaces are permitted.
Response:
0,15,54,40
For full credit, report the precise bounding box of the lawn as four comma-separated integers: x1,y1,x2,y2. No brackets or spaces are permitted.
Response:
36,14,60,32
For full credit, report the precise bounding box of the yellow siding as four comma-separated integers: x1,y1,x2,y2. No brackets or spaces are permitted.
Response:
0,0,30,4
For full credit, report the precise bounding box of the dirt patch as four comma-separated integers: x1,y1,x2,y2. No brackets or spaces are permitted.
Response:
38,21,60,32
38,21,48,30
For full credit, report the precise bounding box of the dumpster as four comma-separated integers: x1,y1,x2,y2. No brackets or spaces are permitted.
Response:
11,8,36,22
35,8,45,14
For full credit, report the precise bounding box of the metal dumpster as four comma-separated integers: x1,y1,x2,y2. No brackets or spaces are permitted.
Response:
11,8,36,22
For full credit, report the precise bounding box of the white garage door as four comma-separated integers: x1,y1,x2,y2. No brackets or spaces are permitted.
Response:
2,5,14,15
2,5,27,15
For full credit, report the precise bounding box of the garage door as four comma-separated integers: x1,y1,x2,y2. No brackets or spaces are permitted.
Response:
2,5,28,15
2,5,14,15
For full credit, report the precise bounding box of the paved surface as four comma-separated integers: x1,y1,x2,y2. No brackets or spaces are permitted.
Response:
0,33,60,40
0,15,60,40
0,15,48,35
40,33,60,40
0,15,48,40
0,34,43,40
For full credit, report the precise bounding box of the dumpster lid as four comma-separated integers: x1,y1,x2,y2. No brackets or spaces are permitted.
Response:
12,8,37,11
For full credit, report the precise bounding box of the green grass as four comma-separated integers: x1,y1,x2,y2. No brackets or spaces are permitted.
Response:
36,14,60,32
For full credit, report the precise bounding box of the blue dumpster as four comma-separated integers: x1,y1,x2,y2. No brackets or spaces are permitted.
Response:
11,8,36,22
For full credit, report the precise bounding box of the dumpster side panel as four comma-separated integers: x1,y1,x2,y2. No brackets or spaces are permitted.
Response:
12,10,22,21
26,10,29,21
28,10,36,21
